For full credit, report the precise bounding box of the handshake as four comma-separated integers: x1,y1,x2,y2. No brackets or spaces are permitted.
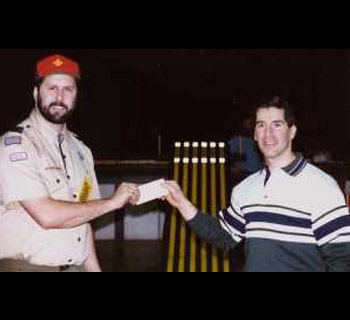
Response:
113,179,197,221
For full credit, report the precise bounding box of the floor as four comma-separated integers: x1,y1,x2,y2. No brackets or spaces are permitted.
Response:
96,240,163,272
96,240,245,272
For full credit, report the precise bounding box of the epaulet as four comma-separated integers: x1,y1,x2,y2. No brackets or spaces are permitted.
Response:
72,132,82,141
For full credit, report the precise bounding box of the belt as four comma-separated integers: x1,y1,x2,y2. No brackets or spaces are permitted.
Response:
0,259,84,272
59,264,86,272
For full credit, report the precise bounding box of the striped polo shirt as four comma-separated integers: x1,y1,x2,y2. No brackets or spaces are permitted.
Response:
190,154,350,272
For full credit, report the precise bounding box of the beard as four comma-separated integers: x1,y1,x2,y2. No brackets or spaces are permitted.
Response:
37,96,76,125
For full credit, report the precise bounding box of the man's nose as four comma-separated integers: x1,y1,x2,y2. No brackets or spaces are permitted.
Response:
263,127,272,138
56,89,64,101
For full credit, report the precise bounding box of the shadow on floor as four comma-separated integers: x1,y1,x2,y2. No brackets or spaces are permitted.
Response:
96,240,162,272
96,240,245,272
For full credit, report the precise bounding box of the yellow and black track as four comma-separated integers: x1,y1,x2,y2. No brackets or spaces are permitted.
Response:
163,141,231,272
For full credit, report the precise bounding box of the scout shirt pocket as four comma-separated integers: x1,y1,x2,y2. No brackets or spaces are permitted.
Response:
40,161,69,200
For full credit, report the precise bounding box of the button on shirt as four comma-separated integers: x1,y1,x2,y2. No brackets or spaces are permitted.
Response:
0,110,101,267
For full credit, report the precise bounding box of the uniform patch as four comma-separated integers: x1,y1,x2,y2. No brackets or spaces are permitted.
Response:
10,152,28,162
78,177,93,202
5,136,22,146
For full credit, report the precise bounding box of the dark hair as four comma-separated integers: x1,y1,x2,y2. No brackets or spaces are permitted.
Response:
34,77,44,90
253,96,296,127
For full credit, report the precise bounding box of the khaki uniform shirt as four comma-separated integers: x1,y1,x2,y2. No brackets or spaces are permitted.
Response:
0,110,101,266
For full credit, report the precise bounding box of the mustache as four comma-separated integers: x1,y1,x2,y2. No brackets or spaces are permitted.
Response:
48,102,69,111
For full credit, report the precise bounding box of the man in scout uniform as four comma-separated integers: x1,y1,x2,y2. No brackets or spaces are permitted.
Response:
0,54,139,272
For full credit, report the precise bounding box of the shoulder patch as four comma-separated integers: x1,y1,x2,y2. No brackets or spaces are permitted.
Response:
5,136,22,147
10,152,28,162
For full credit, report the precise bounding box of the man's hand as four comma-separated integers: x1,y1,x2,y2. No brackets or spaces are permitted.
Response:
162,181,197,221
112,183,140,209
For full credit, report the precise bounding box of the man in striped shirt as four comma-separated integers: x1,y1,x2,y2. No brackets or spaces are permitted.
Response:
163,96,350,272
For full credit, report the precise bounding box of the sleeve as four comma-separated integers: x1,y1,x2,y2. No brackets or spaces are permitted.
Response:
91,168,101,200
218,189,246,243
188,213,238,252
320,243,350,272
84,145,101,201
188,188,246,252
0,134,49,205
312,179,350,272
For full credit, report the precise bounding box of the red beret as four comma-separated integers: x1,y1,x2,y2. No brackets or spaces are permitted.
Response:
36,54,81,79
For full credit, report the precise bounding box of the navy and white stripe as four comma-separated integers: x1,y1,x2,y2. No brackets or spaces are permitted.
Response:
219,205,245,242
313,205,350,245
241,204,315,244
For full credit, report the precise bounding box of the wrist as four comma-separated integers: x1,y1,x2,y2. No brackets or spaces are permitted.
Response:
178,199,197,221
106,197,122,212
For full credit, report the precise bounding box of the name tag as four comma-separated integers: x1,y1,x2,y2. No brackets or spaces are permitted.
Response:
10,152,28,162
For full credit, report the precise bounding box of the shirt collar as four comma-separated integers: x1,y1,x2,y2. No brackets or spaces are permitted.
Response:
282,153,308,177
262,153,307,178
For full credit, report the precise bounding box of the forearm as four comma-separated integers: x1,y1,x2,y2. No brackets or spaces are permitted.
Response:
188,212,238,252
84,224,102,272
51,199,116,229
21,197,119,230
177,199,198,221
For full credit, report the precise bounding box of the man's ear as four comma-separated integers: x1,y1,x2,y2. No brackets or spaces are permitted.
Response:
290,125,297,140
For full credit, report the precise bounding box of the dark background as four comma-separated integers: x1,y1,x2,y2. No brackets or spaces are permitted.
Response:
1,49,349,161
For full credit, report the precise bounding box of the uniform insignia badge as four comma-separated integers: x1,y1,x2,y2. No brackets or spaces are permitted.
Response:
5,136,22,146
78,177,93,203
77,151,85,161
53,58,64,67
10,152,28,162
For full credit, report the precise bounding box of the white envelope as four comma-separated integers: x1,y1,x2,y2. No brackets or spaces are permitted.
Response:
136,179,169,205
